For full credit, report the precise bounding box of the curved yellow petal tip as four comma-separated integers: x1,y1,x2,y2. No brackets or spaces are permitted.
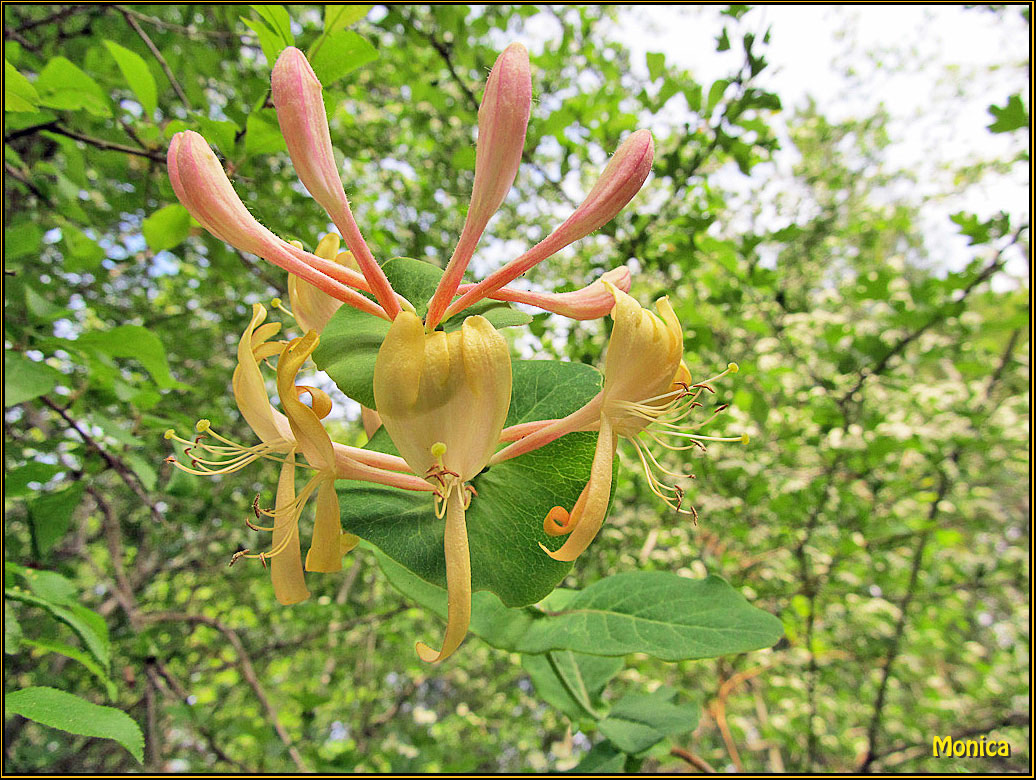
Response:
416,640,452,664
728,362,739,374
741,432,750,445
539,540,578,562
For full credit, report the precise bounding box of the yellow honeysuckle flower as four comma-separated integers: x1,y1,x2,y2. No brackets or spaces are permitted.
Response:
374,312,512,662
286,232,361,335
490,283,744,563
166,304,433,605
286,233,383,437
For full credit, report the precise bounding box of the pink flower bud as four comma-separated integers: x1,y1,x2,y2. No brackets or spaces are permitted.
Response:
468,43,532,233
443,130,653,321
457,265,632,320
271,47,346,235
271,47,400,318
167,131,388,319
426,43,532,329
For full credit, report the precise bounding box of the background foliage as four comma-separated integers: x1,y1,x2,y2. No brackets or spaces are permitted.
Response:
4,4,1030,773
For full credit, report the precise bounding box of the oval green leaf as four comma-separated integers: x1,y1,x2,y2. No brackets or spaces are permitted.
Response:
4,687,143,763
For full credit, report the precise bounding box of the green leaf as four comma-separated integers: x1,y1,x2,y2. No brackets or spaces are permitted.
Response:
5,603,23,654
315,257,531,408
23,569,78,606
4,687,143,763
62,225,106,271
34,56,111,117
4,461,62,498
342,359,604,607
103,40,158,117
5,58,39,112
706,78,730,114
29,483,85,556
378,552,784,660
142,203,192,252
4,353,63,407
249,5,293,47
523,650,623,721
5,587,110,672
988,94,1028,133
241,18,283,67
4,221,43,261
194,116,238,154
309,30,378,86
244,109,288,156
598,688,700,754
25,284,71,322
76,325,187,390
324,4,371,32
646,52,666,82
19,639,118,700
570,741,627,773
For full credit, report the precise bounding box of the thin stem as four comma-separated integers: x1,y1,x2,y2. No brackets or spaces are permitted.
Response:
116,6,192,109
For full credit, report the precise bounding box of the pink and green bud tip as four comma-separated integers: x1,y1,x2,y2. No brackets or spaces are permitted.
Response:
426,43,532,328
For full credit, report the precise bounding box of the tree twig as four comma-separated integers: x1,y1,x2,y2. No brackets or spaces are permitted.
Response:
670,746,716,773
5,121,166,163
4,161,50,203
138,611,310,773
40,396,166,527
116,5,192,109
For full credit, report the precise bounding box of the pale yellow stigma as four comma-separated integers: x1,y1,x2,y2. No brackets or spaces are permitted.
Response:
270,297,295,319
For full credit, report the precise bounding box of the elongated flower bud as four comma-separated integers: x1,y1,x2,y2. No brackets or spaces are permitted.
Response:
443,130,654,321
271,47,400,318
271,47,345,226
168,131,388,320
427,43,532,328
458,266,632,320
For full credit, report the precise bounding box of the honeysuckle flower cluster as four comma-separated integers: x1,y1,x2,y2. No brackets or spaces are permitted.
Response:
165,44,745,662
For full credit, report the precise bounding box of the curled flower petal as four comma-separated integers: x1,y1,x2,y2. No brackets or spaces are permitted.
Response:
275,332,336,471
427,43,532,328
540,417,618,562
443,130,654,321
